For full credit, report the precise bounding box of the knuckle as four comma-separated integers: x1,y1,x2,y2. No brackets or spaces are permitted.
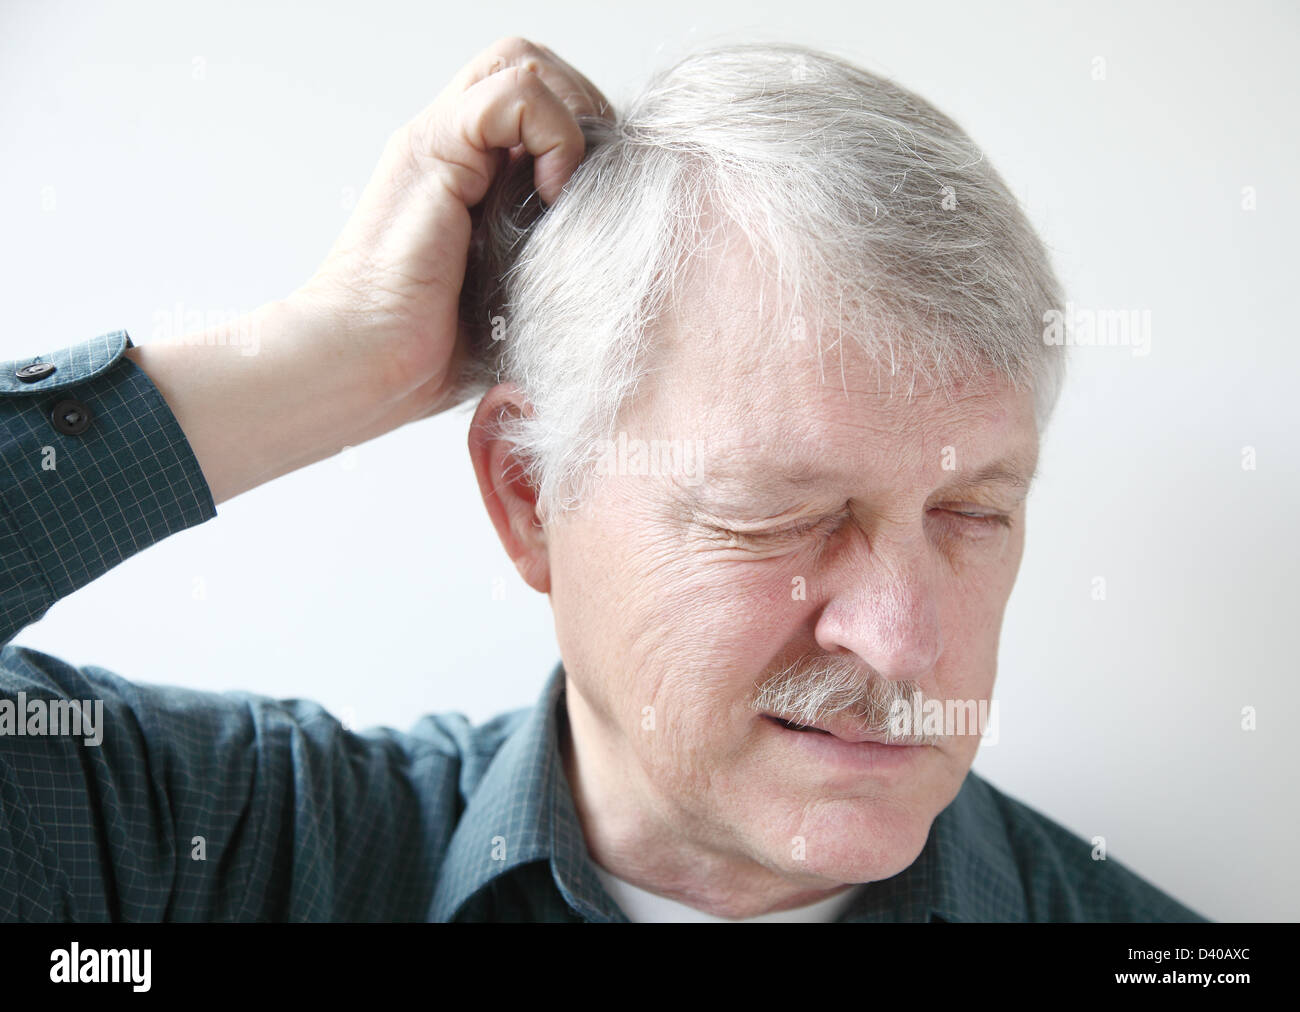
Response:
492,35,542,59
511,64,546,94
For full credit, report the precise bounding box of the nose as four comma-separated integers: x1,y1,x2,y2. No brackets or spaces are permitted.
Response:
812,525,944,683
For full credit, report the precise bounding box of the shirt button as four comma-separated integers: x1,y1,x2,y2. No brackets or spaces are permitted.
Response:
15,362,56,382
50,399,92,435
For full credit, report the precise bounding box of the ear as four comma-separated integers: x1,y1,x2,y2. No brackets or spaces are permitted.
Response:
468,383,551,594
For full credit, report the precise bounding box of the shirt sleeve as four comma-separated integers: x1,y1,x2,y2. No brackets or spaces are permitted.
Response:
0,332,466,921
0,644,464,922
0,330,217,648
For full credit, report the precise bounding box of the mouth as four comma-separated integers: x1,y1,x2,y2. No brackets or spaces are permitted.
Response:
761,712,931,773
770,715,831,735
762,713,890,744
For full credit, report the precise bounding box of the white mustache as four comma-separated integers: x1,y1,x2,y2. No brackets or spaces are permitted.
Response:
751,654,941,745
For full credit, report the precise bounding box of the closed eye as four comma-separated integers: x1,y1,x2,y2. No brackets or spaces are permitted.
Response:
706,507,1012,546
732,511,849,542
932,508,1014,533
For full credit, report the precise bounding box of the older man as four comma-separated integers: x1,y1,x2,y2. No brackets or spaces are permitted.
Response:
0,37,1203,922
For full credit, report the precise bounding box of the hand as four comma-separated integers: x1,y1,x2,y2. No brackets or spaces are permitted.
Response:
128,37,611,506
290,35,613,422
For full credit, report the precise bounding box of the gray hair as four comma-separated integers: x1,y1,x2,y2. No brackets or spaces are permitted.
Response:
456,41,1066,522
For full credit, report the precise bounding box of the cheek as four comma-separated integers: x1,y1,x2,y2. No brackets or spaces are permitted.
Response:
940,567,1006,655
568,490,807,654
926,544,1020,755
937,525,1024,652
631,549,811,714
649,557,824,759
559,516,817,735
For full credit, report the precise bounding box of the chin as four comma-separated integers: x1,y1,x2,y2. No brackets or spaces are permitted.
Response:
758,791,942,885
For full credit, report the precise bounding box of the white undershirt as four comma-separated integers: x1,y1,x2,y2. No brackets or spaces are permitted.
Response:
593,864,860,923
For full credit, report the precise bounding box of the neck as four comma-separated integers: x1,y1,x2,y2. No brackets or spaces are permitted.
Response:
558,672,855,919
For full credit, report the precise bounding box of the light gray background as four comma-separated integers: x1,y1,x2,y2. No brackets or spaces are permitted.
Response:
2,0,1295,922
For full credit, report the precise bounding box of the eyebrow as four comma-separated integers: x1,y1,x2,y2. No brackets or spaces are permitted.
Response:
679,448,1039,508
938,452,1039,492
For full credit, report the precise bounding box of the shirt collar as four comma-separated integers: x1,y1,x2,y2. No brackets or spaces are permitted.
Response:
431,662,1026,923
923,766,1030,922
836,765,1029,922
429,662,627,922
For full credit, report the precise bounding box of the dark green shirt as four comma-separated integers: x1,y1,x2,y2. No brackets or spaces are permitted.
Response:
0,331,1210,922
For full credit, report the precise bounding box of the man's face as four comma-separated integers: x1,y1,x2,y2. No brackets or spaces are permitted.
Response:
544,248,1039,889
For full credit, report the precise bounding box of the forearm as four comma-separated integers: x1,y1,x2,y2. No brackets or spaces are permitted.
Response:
123,297,395,507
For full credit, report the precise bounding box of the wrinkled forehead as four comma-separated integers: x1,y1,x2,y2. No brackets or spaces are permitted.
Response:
632,245,1039,487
